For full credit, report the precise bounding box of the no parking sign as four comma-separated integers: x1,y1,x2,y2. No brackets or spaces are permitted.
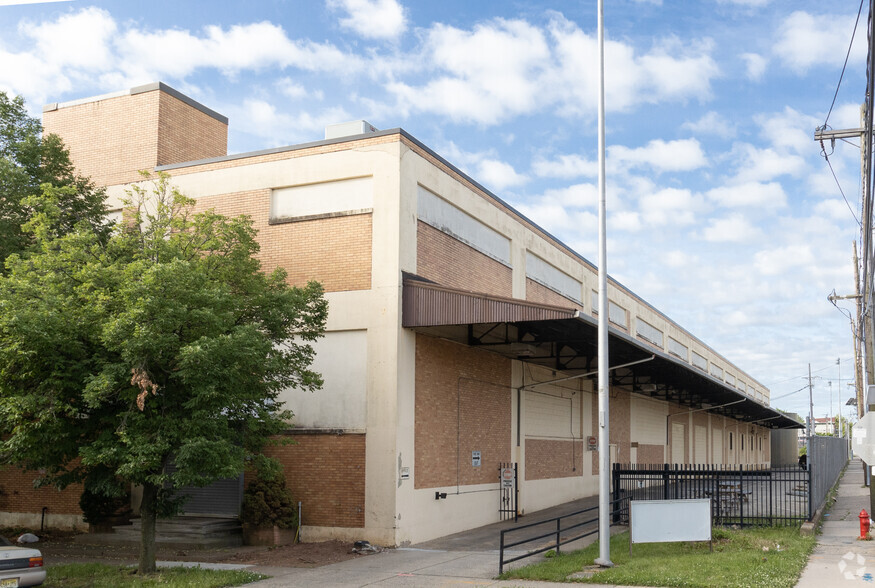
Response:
501,466,515,488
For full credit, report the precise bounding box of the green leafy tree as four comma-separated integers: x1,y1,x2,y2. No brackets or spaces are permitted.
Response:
0,91,109,263
0,173,327,574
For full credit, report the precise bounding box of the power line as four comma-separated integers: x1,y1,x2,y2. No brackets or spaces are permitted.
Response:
823,152,862,226
822,0,866,128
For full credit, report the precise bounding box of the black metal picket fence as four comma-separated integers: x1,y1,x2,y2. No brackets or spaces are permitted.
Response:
611,463,810,527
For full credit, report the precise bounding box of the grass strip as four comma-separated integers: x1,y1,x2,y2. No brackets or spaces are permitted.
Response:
501,526,815,587
46,562,267,587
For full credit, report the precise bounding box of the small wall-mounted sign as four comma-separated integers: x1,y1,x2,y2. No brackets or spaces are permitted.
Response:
587,436,598,451
400,467,410,480
472,450,481,467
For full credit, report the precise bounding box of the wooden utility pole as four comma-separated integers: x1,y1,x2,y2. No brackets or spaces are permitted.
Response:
816,105,874,405
856,241,866,417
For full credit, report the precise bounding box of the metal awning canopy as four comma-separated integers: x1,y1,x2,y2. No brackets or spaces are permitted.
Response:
403,276,802,430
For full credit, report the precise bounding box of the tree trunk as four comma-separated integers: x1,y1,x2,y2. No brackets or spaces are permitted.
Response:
138,482,158,574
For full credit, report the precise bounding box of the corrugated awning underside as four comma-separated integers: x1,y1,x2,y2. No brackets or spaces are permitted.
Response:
402,275,802,430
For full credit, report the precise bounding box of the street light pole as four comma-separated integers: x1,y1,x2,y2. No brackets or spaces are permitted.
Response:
594,0,613,569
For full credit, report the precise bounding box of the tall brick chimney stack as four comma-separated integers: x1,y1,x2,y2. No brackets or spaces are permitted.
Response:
43,82,228,189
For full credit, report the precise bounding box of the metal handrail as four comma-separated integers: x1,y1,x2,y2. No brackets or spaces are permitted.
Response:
498,496,628,574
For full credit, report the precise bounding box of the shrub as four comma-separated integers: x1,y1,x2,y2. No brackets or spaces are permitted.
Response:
241,472,297,529
78,489,130,526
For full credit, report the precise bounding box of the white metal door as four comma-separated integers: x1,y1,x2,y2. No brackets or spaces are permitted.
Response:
712,430,724,465
671,423,685,465
694,426,707,464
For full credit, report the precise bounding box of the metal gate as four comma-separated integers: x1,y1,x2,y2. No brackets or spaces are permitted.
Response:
499,462,518,522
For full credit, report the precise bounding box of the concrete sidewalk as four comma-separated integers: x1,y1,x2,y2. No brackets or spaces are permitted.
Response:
796,457,875,586
244,546,636,587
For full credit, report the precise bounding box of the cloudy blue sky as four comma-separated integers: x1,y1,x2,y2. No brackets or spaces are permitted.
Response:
0,0,866,423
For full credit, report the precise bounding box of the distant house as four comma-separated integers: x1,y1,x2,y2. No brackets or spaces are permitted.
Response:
813,417,836,436
0,82,802,545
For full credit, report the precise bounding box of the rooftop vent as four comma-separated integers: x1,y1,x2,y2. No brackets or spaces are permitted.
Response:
325,120,378,140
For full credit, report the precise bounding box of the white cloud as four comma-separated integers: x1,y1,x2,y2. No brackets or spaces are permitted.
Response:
548,18,720,116
639,187,700,226
706,181,787,209
728,144,806,183
388,19,550,124
609,138,707,173
532,154,598,179
476,159,527,191
741,53,767,81
830,102,864,130
663,250,698,268
682,111,737,139
814,199,854,221
389,16,720,125
326,0,407,40
754,107,819,155
234,98,351,146
774,11,866,73
0,0,71,5
0,8,362,104
612,211,642,232
717,0,771,6
702,213,760,242
754,245,814,276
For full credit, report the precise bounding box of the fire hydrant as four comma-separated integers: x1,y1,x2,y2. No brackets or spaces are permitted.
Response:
860,509,870,540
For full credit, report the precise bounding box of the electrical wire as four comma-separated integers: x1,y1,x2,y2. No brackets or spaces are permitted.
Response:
770,385,810,402
823,152,862,226
822,0,866,128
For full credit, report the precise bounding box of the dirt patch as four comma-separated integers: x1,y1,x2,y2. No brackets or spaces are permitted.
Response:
2,528,370,568
217,540,362,567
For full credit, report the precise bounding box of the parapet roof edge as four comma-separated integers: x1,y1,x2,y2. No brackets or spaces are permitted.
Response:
155,127,767,393
42,82,228,125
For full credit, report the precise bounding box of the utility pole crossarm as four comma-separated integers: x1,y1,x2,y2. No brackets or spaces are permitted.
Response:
815,128,865,140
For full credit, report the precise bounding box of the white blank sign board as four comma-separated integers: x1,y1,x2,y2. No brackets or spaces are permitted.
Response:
630,499,711,545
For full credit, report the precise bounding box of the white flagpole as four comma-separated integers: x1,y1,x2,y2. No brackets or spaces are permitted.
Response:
594,0,613,569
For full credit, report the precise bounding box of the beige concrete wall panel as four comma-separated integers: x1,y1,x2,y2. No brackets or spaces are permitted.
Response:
160,134,402,177
416,221,512,297
413,335,511,489
591,388,631,471
671,422,686,465
525,439,584,480
271,177,373,220
630,395,668,445
525,252,582,303
260,433,366,528
524,388,581,438
280,330,368,429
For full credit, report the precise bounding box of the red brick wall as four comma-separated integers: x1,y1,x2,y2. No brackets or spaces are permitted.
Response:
637,443,664,465
0,467,82,515
44,87,227,188
416,221,512,297
260,433,366,528
525,440,584,480
193,190,372,292
157,91,227,167
414,334,512,489
525,278,582,311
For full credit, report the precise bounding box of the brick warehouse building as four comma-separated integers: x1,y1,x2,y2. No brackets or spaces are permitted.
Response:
0,83,801,544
